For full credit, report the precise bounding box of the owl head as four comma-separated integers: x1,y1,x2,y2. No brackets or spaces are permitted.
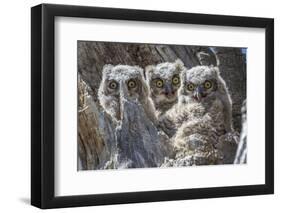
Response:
145,59,185,110
98,64,149,121
179,65,220,104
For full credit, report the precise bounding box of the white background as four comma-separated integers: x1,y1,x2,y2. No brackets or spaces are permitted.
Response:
0,0,279,212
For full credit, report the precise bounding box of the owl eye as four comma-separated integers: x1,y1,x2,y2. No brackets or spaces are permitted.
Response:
155,79,164,88
187,83,195,91
203,80,212,89
172,75,180,85
127,79,137,89
109,81,118,89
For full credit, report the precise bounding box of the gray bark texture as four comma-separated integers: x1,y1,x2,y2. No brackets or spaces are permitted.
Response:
78,77,116,170
112,98,172,169
234,100,247,164
78,41,246,170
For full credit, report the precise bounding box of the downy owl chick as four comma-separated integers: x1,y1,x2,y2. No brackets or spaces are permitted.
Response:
165,96,227,166
145,59,185,117
161,66,235,165
178,65,233,133
98,64,156,124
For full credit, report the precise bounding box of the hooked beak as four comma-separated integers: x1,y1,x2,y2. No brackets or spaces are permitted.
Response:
164,84,175,98
193,86,203,102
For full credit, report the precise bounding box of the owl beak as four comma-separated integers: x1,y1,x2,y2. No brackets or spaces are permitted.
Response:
119,81,129,98
164,84,175,98
193,86,203,102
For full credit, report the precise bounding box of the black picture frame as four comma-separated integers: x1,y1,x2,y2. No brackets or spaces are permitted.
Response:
31,3,274,209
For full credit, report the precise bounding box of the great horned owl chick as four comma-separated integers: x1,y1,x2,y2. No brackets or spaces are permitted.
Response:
145,59,185,117
158,65,232,138
173,99,225,148
98,64,156,124
165,66,237,165
161,99,226,166
178,65,233,133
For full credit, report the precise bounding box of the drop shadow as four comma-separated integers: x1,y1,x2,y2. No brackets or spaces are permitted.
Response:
19,197,30,205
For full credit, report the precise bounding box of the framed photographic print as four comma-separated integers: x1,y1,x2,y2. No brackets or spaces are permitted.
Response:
31,3,274,209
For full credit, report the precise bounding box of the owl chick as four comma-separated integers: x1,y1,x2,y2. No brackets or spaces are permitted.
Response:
161,66,236,166
98,64,156,124
145,59,185,117
162,97,226,166
178,65,233,133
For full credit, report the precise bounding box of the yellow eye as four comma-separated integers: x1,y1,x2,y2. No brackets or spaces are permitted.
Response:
127,79,137,88
155,79,164,88
187,83,195,91
172,75,180,85
204,80,212,89
109,81,118,89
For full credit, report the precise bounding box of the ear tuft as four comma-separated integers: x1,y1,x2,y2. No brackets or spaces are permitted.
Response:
212,66,221,75
102,64,114,74
174,59,184,71
134,65,145,78
133,65,143,73
145,65,155,76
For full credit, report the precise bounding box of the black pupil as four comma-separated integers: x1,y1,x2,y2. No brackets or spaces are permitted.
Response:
129,81,135,87
111,82,116,88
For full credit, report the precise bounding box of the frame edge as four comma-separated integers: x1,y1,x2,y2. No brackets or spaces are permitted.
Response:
31,3,275,209
31,4,43,208
265,18,274,194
